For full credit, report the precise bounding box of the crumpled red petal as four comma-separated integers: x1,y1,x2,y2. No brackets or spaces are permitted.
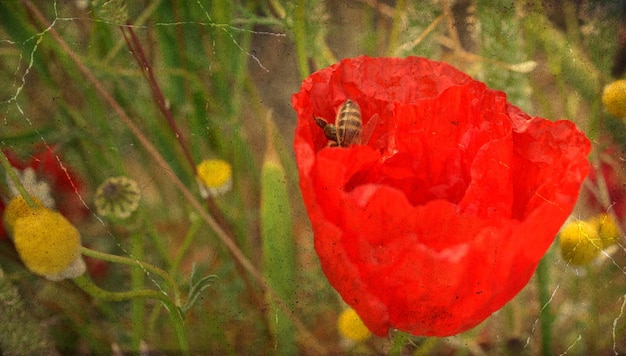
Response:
293,56,590,337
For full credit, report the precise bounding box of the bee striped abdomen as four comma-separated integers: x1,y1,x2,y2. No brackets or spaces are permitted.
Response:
336,100,362,147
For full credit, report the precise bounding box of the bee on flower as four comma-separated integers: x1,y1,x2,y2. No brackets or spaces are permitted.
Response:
293,56,590,337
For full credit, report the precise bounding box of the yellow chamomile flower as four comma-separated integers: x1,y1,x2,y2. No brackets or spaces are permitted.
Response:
337,307,371,343
94,176,141,219
591,213,621,248
559,219,602,266
196,159,233,198
602,79,626,118
3,196,85,281
3,195,44,234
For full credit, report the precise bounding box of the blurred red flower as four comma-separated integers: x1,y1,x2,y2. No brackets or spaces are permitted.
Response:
1,146,88,239
292,56,590,337
585,145,626,219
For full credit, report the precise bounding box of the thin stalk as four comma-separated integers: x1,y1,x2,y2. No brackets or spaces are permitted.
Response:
103,0,164,64
130,231,146,351
120,25,195,170
171,213,203,273
0,150,36,207
536,256,553,356
293,0,309,79
388,331,410,355
80,246,181,305
386,0,406,56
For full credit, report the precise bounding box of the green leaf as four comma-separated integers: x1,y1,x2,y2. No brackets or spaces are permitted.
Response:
260,114,297,355
182,264,217,314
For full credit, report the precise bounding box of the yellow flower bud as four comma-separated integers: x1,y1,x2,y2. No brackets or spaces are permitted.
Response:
602,80,626,118
3,196,44,236
12,208,83,279
559,220,601,266
337,308,371,343
196,159,233,198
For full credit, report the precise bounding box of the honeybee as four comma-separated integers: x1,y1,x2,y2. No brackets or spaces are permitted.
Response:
314,100,378,147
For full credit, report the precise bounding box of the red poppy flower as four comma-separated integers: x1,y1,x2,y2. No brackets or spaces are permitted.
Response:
292,56,590,337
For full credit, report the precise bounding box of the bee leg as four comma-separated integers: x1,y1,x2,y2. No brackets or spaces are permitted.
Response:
314,116,339,142
314,116,329,129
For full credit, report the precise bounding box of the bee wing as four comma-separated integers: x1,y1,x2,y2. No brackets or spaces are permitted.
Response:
361,113,379,145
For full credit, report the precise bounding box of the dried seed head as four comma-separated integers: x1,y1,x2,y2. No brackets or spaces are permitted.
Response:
94,176,141,219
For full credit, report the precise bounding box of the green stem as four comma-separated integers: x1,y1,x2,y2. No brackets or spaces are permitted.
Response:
0,150,36,207
80,246,181,305
73,274,188,355
536,256,552,356
168,306,188,356
171,213,202,273
388,331,410,355
130,231,145,351
293,0,309,79
387,0,407,56
120,25,196,171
